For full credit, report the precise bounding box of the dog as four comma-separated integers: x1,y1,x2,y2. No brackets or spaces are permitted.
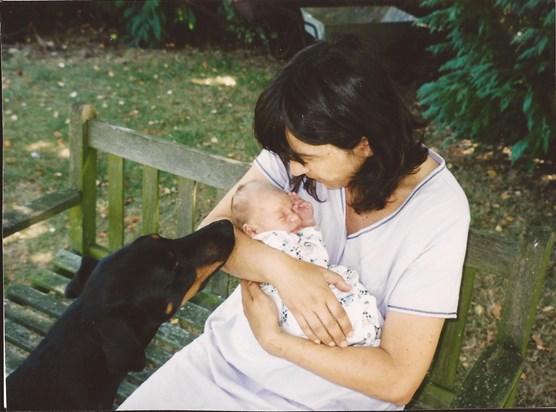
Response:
6,219,235,410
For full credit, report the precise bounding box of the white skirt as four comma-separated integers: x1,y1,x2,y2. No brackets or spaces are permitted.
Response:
118,287,400,411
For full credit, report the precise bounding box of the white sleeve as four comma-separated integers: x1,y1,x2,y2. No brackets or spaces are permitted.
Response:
253,150,292,191
387,212,470,318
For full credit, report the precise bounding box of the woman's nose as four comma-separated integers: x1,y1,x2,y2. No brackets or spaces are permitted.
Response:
289,161,308,176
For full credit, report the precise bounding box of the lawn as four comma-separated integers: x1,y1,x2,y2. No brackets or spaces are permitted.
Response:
2,33,555,407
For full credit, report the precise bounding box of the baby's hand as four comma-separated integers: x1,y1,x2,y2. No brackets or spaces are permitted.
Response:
289,192,315,227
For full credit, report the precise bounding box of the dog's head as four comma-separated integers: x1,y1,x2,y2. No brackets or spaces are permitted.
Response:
65,219,235,373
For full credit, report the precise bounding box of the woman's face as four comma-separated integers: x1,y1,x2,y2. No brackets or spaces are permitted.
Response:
285,130,371,189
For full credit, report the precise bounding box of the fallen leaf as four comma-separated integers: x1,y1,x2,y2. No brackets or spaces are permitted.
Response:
532,334,546,350
491,303,502,320
487,169,497,178
4,140,12,149
486,329,496,344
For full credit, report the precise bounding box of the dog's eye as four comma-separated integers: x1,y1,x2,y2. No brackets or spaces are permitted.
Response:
165,251,179,270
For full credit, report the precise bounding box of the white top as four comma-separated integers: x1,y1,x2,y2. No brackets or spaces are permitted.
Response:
119,148,470,411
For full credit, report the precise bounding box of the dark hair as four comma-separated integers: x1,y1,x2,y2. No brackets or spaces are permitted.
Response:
254,36,428,213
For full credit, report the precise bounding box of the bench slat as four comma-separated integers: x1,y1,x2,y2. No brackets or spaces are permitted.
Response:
452,343,523,408
7,283,69,318
465,229,518,276
88,120,250,191
108,153,125,250
2,188,81,238
51,249,82,274
29,269,71,297
142,165,160,235
5,321,45,354
5,342,30,375
5,300,56,335
152,322,196,351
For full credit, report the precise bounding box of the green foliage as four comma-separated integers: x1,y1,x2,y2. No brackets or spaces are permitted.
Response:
99,0,197,48
417,0,555,162
218,0,268,46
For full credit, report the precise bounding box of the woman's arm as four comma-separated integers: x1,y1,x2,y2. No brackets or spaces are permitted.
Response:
242,280,445,405
198,165,353,347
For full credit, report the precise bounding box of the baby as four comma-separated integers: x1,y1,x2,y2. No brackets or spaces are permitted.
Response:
231,180,383,347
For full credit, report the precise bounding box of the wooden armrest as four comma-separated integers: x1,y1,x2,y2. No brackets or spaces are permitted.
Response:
2,188,81,238
451,343,523,408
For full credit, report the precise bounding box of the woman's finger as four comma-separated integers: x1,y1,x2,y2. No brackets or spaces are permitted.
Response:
325,297,353,344
322,271,352,293
296,310,335,346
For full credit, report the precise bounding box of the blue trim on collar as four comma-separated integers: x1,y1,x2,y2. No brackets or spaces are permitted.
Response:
347,153,446,240
254,158,287,190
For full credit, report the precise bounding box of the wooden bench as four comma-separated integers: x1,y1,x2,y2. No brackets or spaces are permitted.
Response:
3,103,554,409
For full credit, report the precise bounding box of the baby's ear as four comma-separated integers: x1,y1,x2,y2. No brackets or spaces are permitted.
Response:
242,223,257,238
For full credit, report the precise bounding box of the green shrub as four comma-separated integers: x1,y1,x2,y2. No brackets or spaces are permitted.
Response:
218,0,267,46
96,0,196,48
417,0,555,162
94,0,266,49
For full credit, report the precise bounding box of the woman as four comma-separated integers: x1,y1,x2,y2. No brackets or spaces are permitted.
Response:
119,36,470,410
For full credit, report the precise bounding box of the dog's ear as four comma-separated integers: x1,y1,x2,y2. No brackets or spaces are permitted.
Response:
96,315,147,374
65,256,98,299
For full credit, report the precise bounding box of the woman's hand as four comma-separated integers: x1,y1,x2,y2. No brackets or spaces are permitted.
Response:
269,259,354,348
241,280,284,354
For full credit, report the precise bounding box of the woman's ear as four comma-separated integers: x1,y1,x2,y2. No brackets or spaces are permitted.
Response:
242,223,258,238
358,137,373,157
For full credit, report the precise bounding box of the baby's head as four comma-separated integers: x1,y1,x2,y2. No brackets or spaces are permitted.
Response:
231,180,303,237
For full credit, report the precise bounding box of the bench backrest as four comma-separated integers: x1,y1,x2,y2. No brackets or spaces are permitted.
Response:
70,103,554,409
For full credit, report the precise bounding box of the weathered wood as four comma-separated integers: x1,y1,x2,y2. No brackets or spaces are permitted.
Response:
496,229,554,354
29,269,71,297
2,188,81,238
153,322,196,350
5,300,56,336
88,120,250,190
465,228,518,277
5,321,45,354
142,165,160,235
108,154,125,251
175,300,215,333
429,266,477,388
451,344,523,408
69,103,98,255
6,283,69,318
5,343,29,375
51,249,83,275
410,381,455,410
177,176,197,236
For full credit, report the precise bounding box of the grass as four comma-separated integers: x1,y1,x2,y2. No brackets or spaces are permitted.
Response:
3,34,555,408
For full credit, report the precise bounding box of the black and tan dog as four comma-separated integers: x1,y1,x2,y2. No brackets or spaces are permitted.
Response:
6,220,235,410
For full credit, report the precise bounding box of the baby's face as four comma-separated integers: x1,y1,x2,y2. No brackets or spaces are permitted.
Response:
251,192,303,234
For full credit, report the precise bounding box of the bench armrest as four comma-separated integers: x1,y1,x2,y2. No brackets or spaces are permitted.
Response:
451,343,523,408
2,188,81,238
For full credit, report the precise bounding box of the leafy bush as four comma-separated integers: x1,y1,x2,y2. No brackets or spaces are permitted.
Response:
96,0,196,48
94,0,267,49
218,0,268,46
417,0,555,162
